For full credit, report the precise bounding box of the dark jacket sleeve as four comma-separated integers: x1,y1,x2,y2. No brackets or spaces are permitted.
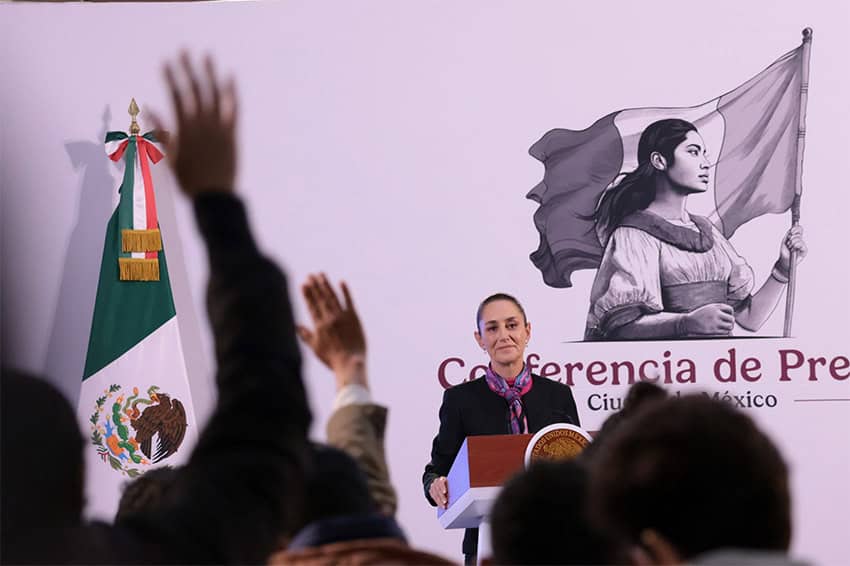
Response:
564,384,581,428
422,387,465,506
126,193,311,564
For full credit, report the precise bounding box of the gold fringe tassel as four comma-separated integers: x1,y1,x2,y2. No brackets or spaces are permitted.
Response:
119,258,160,281
122,229,163,253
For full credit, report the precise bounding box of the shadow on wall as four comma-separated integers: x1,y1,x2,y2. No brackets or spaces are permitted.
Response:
43,106,118,406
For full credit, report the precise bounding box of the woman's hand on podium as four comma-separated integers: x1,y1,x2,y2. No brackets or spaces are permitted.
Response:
429,476,449,509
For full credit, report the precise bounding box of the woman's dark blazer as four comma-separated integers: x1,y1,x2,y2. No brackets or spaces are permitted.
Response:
422,374,580,557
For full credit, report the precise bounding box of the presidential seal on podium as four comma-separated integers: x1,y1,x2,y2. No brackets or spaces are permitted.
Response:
524,423,592,466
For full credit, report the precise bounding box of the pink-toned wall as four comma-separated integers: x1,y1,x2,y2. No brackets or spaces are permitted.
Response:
2,2,848,562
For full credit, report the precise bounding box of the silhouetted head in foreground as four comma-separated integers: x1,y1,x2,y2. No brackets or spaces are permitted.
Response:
489,459,611,564
2,368,84,533
581,381,669,462
589,395,791,563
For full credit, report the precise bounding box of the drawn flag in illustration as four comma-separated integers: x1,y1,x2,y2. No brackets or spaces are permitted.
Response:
76,102,198,520
529,36,808,288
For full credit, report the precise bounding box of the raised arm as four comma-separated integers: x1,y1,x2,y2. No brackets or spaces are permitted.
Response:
131,53,311,564
297,274,398,515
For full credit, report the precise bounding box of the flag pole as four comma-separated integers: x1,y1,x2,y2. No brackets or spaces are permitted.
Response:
783,27,813,338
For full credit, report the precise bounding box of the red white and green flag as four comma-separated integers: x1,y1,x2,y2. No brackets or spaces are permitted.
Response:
529,34,810,288
76,122,197,520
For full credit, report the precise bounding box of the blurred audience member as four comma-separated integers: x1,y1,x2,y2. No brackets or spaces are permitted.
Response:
1,52,312,564
115,466,179,523
297,274,396,515
589,395,808,565
268,275,453,564
269,443,453,565
580,381,668,462
1,369,86,559
488,459,612,564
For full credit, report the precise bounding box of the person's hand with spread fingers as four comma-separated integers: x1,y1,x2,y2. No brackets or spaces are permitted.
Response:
297,273,368,392
297,275,400,516
152,52,237,198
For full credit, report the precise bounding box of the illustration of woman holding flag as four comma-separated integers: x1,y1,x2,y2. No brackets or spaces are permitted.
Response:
584,118,807,340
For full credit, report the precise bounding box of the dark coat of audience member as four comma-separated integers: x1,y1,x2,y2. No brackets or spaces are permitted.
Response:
2,191,312,564
2,55,315,564
114,466,179,523
269,444,454,565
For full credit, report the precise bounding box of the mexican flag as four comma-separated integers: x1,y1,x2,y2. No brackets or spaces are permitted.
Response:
528,34,810,289
76,127,197,520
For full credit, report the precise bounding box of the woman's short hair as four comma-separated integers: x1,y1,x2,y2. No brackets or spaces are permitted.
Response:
475,293,527,332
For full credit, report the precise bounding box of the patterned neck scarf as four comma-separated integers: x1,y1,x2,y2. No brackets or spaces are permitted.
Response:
484,364,533,434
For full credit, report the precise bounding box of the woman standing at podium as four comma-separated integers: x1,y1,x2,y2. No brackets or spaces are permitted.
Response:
422,293,580,564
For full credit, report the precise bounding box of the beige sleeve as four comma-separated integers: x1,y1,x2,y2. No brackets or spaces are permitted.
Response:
326,403,398,516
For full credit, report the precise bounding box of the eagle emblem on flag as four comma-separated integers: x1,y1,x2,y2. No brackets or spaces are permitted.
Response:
88,384,188,477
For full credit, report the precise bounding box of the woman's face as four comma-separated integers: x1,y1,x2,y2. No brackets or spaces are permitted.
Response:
667,130,711,194
474,300,530,367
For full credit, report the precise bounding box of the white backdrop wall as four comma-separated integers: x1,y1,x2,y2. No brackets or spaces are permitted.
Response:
1,2,848,562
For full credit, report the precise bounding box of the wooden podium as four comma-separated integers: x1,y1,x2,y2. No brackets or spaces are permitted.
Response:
437,433,531,528
436,427,592,562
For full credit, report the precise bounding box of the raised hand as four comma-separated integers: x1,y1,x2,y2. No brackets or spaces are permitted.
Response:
297,274,367,390
154,52,237,198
